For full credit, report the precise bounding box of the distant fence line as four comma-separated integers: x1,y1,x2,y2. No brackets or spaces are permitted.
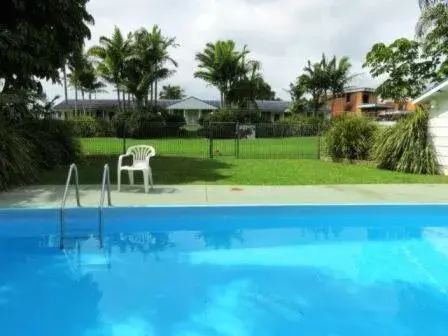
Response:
70,121,324,159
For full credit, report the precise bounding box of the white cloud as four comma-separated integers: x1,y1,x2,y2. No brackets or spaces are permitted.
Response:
43,0,421,101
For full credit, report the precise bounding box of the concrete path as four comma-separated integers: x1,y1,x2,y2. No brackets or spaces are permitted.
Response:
1,184,448,208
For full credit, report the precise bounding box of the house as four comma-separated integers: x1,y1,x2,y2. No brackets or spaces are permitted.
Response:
413,78,448,174
54,97,293,125
329,87,416,118
330,87,378,117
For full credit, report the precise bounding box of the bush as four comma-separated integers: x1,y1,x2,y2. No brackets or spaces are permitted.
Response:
255,116,329,138
372,107,438,174
0,119,82,190
0,122,37,190
24,119,82,169
69,115,102,137
323,115,377,161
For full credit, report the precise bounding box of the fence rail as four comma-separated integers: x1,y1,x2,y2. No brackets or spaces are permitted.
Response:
71,121,324,159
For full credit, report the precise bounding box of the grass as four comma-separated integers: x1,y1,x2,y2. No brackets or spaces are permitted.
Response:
80,137,320,158
36,156,448,186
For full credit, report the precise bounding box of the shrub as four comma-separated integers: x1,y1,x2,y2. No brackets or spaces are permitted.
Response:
0,119,82,190
0,122,37,190
372,107,438,174
69,115,102,137
324,115,377,161
255,116,329,138
24,119,82,169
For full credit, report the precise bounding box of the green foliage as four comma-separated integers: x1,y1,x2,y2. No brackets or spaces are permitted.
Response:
0,119,82,190
417,2,448,80
373,107,438,174
194,40,275,108
290,54,354,115
324,115,377,161
159,85,186,99
1,0,93,91
23,120,82,170
363,38,434,106
69,115,113,137
0,123,37,190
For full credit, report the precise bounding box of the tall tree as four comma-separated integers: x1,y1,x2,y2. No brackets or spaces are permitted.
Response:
159,85,186,99
194,40,249,108
89,27,132,110
363,38,435,109
148,25,178,109
124,27,177,108
0,0,93,94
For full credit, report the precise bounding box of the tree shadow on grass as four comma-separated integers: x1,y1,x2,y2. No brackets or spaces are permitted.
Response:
36,156,235,185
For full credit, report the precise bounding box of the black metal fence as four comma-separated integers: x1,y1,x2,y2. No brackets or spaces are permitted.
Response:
71,121,324,159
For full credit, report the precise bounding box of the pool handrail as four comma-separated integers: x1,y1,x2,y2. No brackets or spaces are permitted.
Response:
60,163,81,249
99,163,112,248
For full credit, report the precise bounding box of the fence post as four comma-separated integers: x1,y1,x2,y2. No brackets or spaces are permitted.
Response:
235,122,240,158
123,123,126,154
209,123,214,158
317,126,321,159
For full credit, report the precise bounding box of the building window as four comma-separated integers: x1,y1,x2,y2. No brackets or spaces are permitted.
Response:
346,93,351,103
274,114,280,121
96,109,103,118
362,93,369,104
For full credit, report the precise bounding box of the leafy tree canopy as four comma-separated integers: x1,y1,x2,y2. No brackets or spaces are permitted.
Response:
363,38,435,107
1,0,93,92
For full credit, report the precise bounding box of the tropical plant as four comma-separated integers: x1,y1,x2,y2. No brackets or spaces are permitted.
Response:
290,54,353,116
159,85,186,99
89,27,133,110
227,60,264,109
323,115,377,161
373,107,438,174
363,38,435,109
121,26,178,109
194,40,249,108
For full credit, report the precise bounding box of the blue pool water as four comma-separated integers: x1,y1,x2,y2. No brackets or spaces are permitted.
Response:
2,204,448,335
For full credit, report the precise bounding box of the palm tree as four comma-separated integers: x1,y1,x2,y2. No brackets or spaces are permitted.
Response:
227,60,265,109
327,56,355,115
124,26,178,109
159,85,186,99
195,40,249,108
89,26,132,111
149,25,178,109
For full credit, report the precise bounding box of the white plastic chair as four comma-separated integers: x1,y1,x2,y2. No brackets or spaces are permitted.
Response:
117,145,156,193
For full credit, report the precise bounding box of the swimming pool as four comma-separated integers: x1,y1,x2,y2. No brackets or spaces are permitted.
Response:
1,204,448,335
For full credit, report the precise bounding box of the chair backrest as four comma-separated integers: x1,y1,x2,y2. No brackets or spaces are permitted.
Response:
126,145,156,162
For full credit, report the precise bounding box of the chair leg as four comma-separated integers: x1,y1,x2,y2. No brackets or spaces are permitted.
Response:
117,169,121,192
143,170,149,193
128,171,134,185
148,166,154,188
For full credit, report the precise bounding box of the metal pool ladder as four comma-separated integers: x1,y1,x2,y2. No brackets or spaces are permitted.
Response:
98,164,112,248
60,163,81,249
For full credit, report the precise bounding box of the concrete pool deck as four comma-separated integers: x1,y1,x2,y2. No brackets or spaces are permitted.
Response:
1,184,448,208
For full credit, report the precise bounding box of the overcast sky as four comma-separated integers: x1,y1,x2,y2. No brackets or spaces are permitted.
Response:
44,0,421,101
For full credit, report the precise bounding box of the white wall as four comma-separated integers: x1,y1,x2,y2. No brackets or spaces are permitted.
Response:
429,93,448,174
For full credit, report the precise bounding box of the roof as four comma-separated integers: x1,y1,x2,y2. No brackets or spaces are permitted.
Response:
413,78,448,104
344,87,375,94
54,97,292,112
166,97,218,110
358,103,393,110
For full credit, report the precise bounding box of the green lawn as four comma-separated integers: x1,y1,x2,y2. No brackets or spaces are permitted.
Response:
80,137,320,158
36,156,448,185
